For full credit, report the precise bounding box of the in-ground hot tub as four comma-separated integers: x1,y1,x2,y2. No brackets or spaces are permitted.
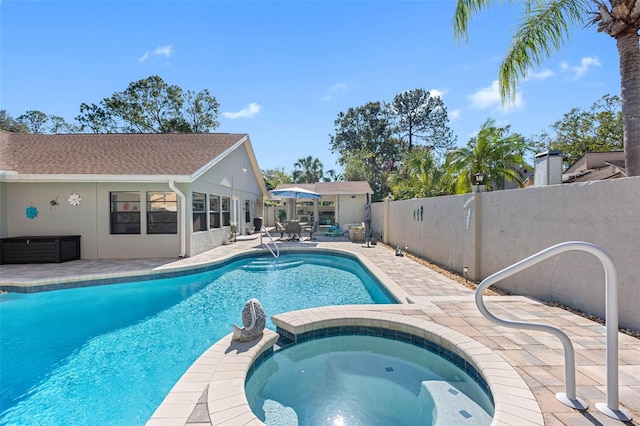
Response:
245,331,494,426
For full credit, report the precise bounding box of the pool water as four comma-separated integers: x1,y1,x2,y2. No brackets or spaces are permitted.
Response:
0,253,393,425
246,335,494,426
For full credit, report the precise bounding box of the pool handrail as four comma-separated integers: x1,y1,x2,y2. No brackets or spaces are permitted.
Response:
475,241,632,421
260,226,280,258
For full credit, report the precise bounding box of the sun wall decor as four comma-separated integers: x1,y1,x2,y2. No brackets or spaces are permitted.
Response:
68,193,82,207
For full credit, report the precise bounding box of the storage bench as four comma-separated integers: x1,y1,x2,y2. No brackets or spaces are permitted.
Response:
0,235,81,265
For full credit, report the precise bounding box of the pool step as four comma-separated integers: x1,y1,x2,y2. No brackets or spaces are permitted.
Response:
241,259,304,271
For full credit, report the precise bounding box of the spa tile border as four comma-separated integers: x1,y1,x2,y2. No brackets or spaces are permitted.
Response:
150,307,543,426
250,324,492,402
271,308,544,426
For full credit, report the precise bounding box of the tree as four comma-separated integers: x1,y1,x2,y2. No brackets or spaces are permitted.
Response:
15,110,76,134
323,169,342,182
529,94,623,166
0,110,29,133
330,101,401,200
76,75,219,133
262,167,292,190
388,147,445,199
453,0,640,176
292,156,324,183
388,88,456,153
17,110,48,133
444,118,529,193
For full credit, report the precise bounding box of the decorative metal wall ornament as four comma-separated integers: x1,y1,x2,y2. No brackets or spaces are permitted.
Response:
68,193,82,207
50,196,59,210
25,205,38,219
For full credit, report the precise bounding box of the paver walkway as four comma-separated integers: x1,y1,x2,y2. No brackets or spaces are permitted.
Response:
1,233,638,425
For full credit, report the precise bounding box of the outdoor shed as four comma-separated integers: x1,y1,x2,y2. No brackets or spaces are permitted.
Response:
267,181,373,233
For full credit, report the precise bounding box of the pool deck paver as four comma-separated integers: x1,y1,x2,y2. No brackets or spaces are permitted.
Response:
1,233,638,425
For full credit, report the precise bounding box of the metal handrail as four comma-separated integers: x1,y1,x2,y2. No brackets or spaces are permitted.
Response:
475,241,631,421
260,226,279,258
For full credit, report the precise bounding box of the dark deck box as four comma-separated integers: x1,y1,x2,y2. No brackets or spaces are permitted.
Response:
0,235,81,265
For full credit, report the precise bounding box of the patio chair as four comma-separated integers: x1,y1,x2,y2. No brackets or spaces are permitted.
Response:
303,221,318,240
324,224,340,237
275,222,286,240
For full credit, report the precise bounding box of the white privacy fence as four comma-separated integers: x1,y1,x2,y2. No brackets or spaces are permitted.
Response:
371,177,640,333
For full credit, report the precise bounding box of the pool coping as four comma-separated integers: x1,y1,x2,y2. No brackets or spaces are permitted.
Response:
0,247,412,305
147,307,543,425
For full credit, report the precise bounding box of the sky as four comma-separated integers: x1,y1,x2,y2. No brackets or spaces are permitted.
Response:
1,0,621,173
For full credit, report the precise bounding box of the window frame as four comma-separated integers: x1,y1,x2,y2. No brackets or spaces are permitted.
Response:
192,192,207,232
147,191,178,234
221,196,230,227
209,195,221,229
110,191,141,235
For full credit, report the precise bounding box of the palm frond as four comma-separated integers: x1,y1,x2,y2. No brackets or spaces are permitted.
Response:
499,0,590,100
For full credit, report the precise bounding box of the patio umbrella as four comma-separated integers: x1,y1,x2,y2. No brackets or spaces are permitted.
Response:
270,186,321,199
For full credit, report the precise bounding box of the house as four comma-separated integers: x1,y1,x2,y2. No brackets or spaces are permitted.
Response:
267,181,373,233
562,151,626,183
525,151,626,187
0,131,268,260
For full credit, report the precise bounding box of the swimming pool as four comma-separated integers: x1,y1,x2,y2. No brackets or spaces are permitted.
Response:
246,334,494,425
0,252,394,425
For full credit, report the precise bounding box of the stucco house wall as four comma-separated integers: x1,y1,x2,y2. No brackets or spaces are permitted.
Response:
336,194,368,230
189,145,265,256
0,132,267,260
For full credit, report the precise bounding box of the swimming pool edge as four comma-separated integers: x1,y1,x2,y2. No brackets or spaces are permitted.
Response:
147,307,544,426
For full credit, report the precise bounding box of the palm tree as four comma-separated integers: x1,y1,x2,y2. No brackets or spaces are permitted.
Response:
453,0,640,177
389,147,445,199
323,169,342,182
292,156,324,183
444,118,529,193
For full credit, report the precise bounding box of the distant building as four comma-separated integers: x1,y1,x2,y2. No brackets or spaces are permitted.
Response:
562,151,626,183
524,151,626,187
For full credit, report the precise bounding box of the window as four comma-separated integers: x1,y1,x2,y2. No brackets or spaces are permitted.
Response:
110,191,141,234
221,196,230,226
147,192,177,234
244,200,251,223
209,195,221,229
192,192,207,232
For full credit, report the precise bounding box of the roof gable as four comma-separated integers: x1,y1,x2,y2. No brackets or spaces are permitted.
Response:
0,132,247,178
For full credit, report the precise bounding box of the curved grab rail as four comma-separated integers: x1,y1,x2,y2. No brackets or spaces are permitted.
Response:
476,241,631,421
260,226,280,258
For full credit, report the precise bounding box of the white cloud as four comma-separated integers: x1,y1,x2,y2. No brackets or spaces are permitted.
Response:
139,44,173,63
321,83,347,101
524,69,554,81
571,56,601,78
429,88,447,99
222,102,262,119
559,57,601,78
449,109,461,120
468,80,523,112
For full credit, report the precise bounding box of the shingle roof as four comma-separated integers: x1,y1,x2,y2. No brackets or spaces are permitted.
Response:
275,181,372,194
0,132,247,176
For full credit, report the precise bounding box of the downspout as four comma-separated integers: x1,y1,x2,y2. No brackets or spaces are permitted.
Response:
169,180,187,258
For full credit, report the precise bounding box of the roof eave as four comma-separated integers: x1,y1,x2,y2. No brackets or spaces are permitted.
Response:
0,173,192,183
